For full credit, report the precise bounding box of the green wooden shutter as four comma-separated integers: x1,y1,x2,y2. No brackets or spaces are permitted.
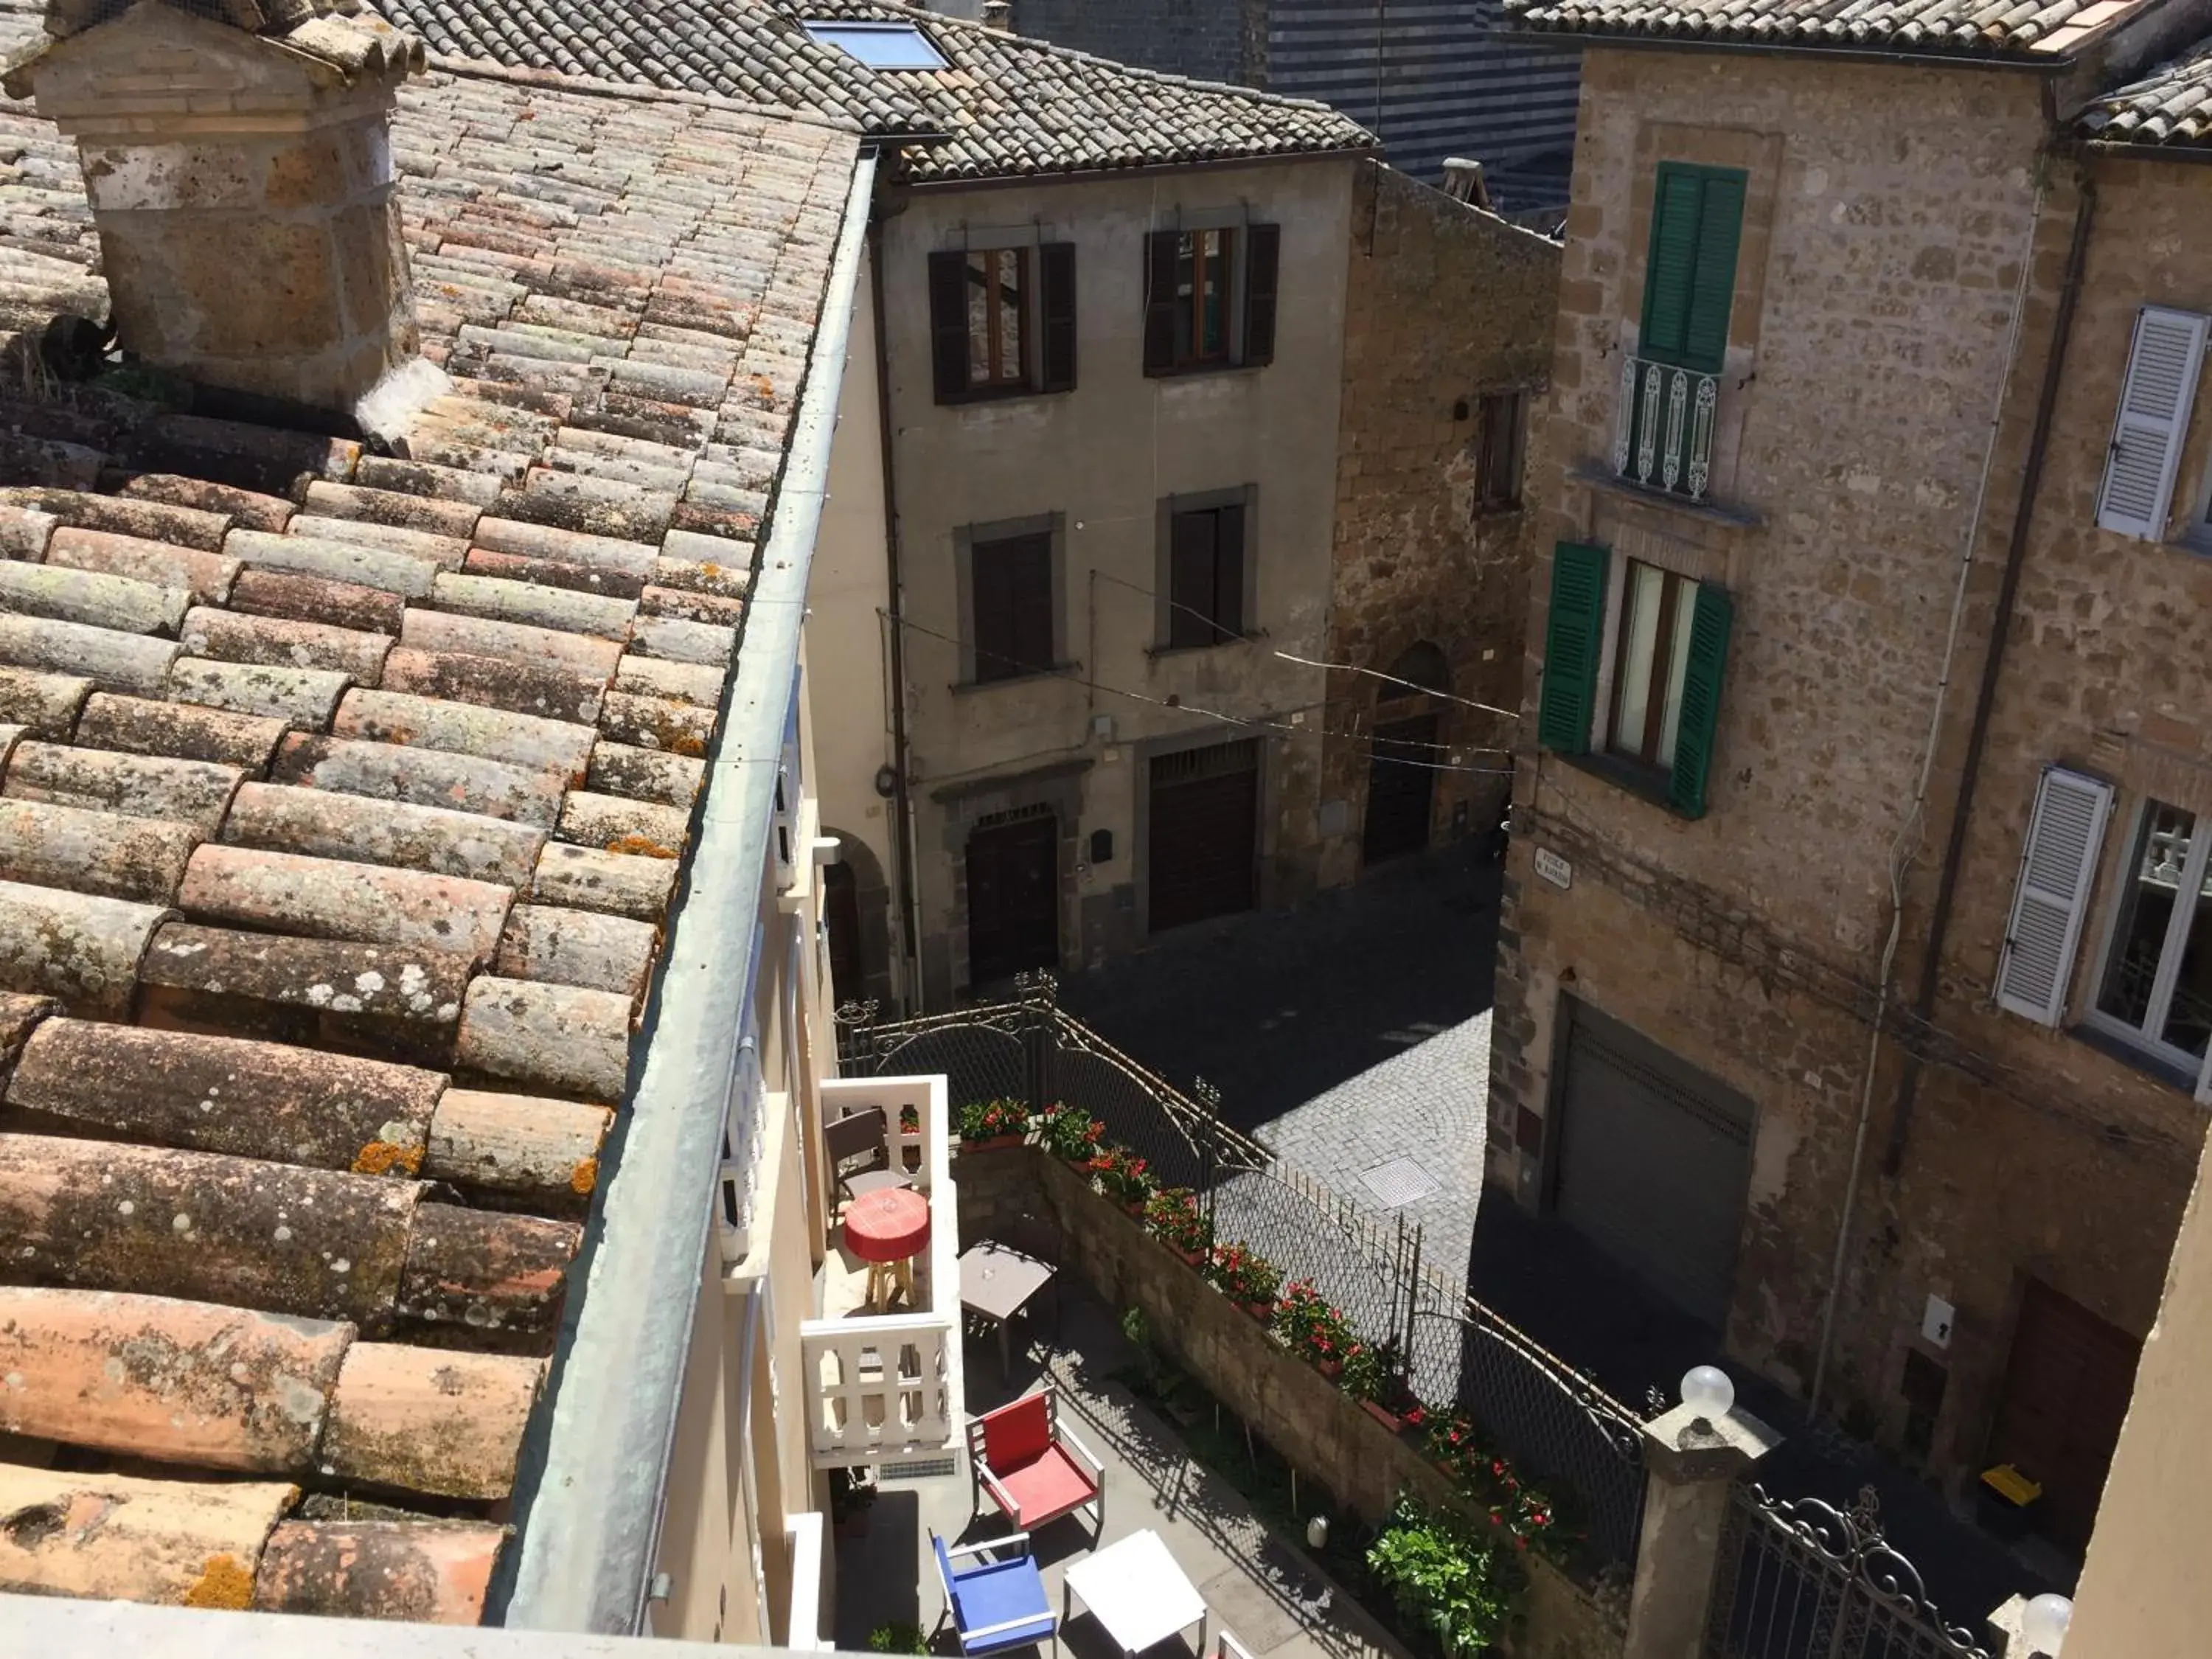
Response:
1683,175,1745,371
1640,164,1745,374
1666,583,1733,818
1537,541,1609,754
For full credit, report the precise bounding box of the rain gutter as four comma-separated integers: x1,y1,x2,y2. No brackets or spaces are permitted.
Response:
495,147,880,1636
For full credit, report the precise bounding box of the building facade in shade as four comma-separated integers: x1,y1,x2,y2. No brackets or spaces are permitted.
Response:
1000,0,1582,210
1491,0,2212,1557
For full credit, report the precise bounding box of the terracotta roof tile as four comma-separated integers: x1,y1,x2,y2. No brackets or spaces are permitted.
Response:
73,692,288,770
530,838,681,919
319,1343,543,1500
5,1020,447,1172
271,733,567,827
252,1518,505,1624
0,880,173,1015
3,741,243,832
2079,29,2212,145
46,527,240,605
0,799,198,905
0,1466,299,1604
178,844,513,965
0,1288,350,1474
424,1085,612,1197
456,974,633,1098
1506,0,2158,55
0,50,856,1624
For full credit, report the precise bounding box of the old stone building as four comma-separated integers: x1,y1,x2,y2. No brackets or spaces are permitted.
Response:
1316,161,1558,885
1491,0,2212,1553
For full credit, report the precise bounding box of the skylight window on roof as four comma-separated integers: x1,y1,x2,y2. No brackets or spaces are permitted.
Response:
801,19,951,69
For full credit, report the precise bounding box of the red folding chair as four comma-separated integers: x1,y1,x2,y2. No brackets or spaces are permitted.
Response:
966,1387,1105,1540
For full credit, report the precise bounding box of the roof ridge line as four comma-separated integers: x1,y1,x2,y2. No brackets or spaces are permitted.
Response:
422,50,869,134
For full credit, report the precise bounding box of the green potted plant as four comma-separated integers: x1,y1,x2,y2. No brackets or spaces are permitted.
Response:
1206,1242,1282,1321
868,1625,928,1655
1090,1144,1157,1213
828,1467,877,1540
957,1098,1029,1151
1037,1102,1104,1166
1366,1494,1518,1657
1343,1337,1425,1433
1145,1187,1213,1265
1273,1279,1356,1378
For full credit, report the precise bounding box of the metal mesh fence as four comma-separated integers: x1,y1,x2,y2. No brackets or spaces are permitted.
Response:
835,980,1649,1572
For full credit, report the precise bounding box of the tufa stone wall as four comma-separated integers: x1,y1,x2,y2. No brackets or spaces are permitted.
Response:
954,1144,1627,1659
1318,161,1559,884
1489,44,2211,1515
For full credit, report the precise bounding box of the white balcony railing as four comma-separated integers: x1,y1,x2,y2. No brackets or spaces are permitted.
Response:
801,1073,962,1468
1614,354,1718,501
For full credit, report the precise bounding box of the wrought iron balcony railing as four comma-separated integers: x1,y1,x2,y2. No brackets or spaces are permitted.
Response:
1614,354,1719,502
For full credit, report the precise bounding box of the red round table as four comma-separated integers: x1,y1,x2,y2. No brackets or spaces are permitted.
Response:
844,1186,931,1311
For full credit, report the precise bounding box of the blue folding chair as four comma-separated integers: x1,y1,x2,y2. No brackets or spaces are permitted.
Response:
931,1529,1057,1656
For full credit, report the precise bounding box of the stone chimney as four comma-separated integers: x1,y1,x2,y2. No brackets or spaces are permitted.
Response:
1441,157,1491,212
3,0,430,419
981,0,1012,30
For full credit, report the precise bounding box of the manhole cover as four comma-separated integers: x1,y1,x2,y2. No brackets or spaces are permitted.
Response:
1358,1157,1439,1209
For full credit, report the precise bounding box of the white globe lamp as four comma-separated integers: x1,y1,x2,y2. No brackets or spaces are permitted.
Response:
1680,1365,1735,1423
2020,1593,2071,1657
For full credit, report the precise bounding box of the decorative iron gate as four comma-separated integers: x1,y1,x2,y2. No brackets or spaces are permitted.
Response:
1705,1484,1994,1659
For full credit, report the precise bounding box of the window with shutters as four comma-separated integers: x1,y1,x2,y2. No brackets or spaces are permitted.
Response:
928,243,1077,404
1536,541,1733,820
1474,391,1527,515
1167,505,1243,647
2083,796,2212,1096
1996,767,2113,1030
2096,305,2208,540
1607,561,1700,771
1616,163,1745,503
960,520,1061,686
1142,223,1281,376
1158,490,1253,650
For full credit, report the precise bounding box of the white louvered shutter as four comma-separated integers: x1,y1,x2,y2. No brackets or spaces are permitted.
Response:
1995,767,2114,1026
2096,306,2209,538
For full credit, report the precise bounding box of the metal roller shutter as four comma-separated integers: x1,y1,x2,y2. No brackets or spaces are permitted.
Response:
1148,740,1259,933
1553,998,1754,1328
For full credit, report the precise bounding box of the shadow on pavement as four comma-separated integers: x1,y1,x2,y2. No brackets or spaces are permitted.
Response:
1062,844,1499,1135
1467,1194,2069,1627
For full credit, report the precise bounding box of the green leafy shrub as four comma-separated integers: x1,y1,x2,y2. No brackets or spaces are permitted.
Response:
1365,1495,1518,1657
868,1623,928,1654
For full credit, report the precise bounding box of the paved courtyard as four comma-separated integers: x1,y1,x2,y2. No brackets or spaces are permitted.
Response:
832,1296,1402,1659
1062,844,1498,1290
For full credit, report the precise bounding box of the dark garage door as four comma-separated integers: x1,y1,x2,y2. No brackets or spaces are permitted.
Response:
1553,998,1754,1329
1149,740,1259,933
966,810,1059,990
1986,1279,2141,1552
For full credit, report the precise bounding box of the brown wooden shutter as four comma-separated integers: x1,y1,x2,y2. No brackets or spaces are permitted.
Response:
928,250,970,404
972,532,1054,682
1167,509,1214,647
1213,501,1245,636
1040,243,1077,393
1242,224,1280,366
1143,232,1179,377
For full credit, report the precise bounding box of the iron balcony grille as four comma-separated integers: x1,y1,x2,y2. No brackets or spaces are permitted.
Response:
1615,354,1719,502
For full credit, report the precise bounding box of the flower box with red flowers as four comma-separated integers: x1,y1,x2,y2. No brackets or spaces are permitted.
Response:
1205,1242,1282,1316
1144,1188,1213,1264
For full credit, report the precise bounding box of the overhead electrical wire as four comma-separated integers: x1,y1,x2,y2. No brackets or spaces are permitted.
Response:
879,608,1519,776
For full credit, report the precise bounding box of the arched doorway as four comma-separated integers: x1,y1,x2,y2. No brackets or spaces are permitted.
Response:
1362,641,1449,866
820,828,894,1012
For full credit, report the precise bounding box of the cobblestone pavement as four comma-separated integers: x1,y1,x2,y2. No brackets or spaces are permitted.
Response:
1061,842,1500,1290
